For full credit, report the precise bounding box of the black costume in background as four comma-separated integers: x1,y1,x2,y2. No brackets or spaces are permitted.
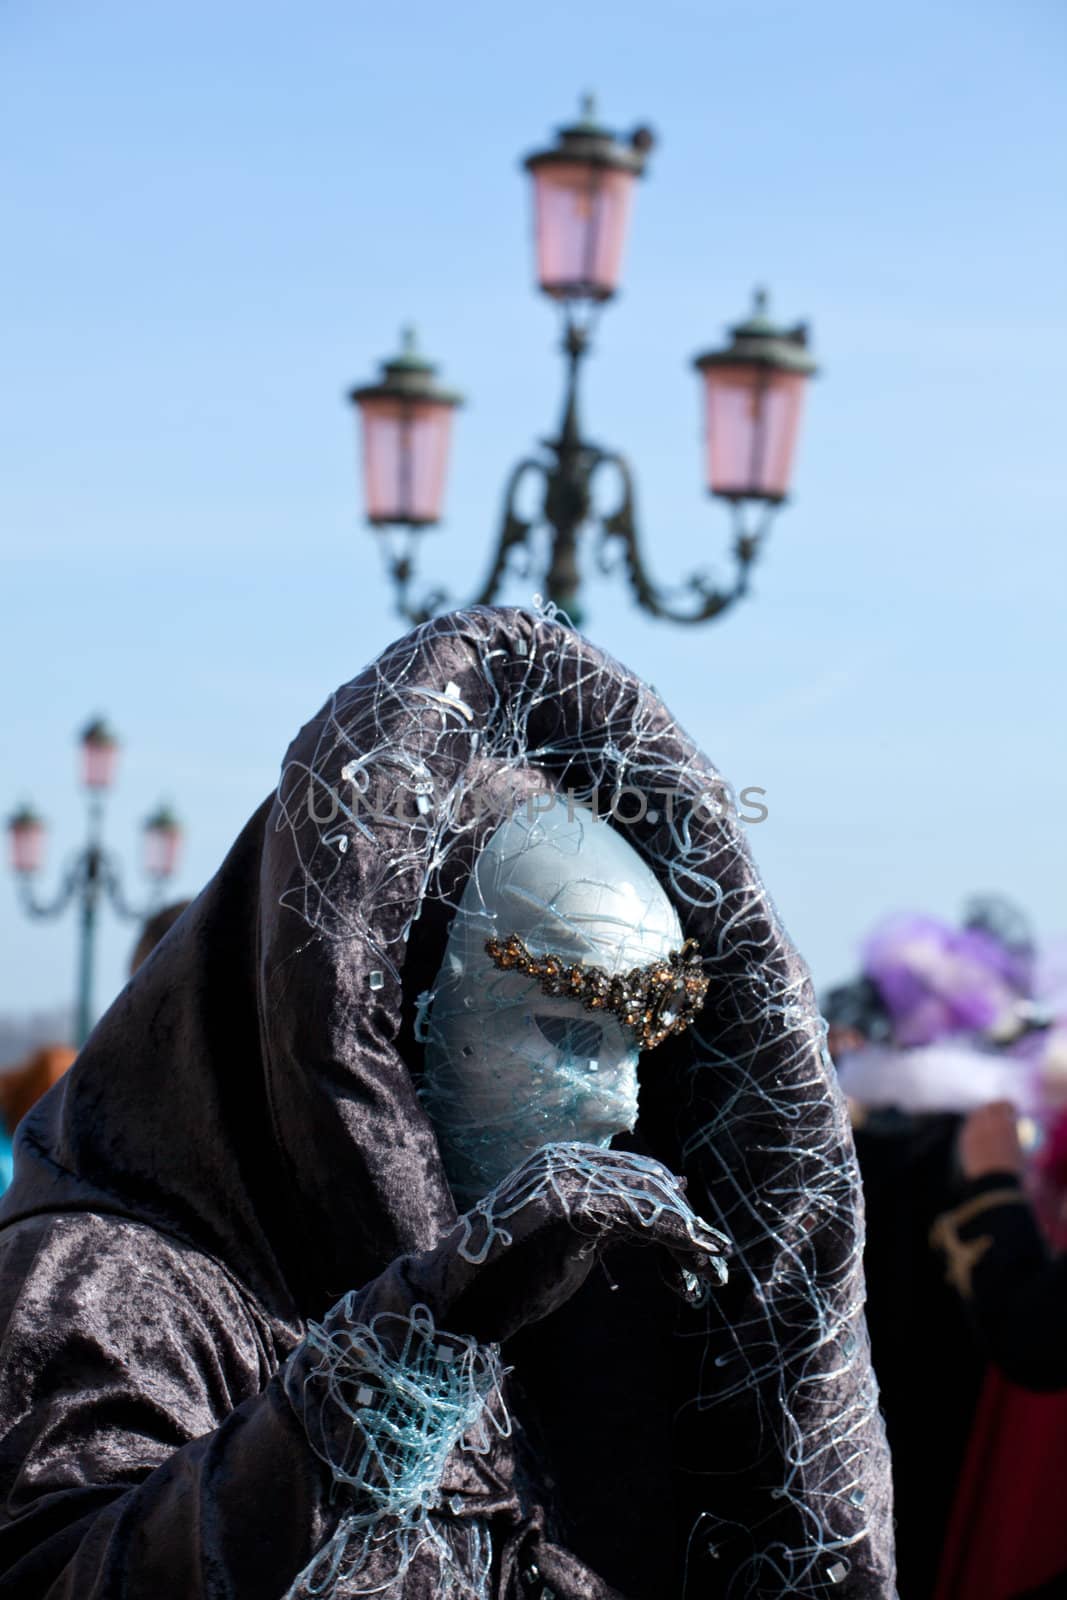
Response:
853,1112,986,1599
932,1173,1067,1390
930,1174,1067,1598
0,608,895,1598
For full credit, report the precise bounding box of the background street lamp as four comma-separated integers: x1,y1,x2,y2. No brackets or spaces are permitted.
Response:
348,96,818,628
6,718,183,1048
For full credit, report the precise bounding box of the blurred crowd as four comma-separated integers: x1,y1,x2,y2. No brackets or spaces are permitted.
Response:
2,890,1064,1597
0,901,190,1186
826,896,1067,1599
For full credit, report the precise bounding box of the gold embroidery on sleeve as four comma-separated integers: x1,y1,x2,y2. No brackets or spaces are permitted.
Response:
929,1188,1027,1299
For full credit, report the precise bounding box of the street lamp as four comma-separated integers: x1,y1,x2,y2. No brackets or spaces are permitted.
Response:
142,805,184,881
350,329,464,530
693,288,816,505
6,719,184,1048
348,96,819,627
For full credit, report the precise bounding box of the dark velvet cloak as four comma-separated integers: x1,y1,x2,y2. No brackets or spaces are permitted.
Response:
0,607,895,1599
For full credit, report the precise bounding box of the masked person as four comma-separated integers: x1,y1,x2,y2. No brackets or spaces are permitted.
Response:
828,903,1054,1600
0,608,895,1599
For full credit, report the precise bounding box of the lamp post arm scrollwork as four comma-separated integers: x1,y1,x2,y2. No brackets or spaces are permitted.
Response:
368,307,791,630
476,459,551,606
394,457,549,627
15,838,166,1048
593,452,779,625
15,857,83,922
97,857,167,925
381,317,601,627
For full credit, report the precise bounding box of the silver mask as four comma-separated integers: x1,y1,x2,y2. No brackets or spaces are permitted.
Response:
419,797,683,1203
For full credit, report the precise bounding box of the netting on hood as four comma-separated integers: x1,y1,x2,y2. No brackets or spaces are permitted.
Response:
270,604,888,1598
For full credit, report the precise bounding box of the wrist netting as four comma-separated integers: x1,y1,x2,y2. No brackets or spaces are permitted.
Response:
284,1301,508,1598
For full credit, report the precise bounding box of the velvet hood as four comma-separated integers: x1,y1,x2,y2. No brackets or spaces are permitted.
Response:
0,606,895,1599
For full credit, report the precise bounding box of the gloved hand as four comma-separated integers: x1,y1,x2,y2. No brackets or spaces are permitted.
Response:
415,1140,730,1344
958,1099,1025,1180
293,1142,729,1379
282,1141,729,1592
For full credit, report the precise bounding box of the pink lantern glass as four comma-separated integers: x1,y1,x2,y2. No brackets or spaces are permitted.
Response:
699,365,809,501
356,397,456,525
350,329,463,527
8,806,46,875
530,161,637,302
524,98,652,303
693,290,818,504
80,718,119,791
143,807,182,880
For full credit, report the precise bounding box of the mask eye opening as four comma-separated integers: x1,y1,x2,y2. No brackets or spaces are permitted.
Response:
533,1013,603,1061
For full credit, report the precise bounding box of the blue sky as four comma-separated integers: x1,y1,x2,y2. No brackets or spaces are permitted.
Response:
1,0,1064,1028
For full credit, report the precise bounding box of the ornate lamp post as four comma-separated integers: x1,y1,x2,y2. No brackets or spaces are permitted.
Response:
6,719,184,1048
348,96,819,627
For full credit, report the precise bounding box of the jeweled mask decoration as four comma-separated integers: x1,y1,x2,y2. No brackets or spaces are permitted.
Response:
419,796,692,1204
484,932,707,1051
